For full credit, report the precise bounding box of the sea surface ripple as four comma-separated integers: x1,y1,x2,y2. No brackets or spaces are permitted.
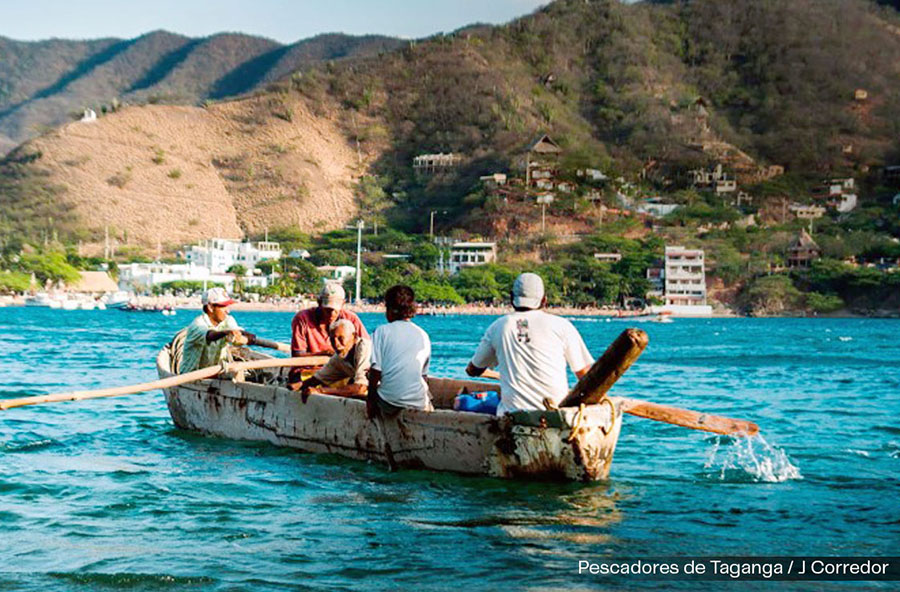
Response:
1,309,898,590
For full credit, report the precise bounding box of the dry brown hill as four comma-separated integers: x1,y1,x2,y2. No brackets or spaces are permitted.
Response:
22,95,369,254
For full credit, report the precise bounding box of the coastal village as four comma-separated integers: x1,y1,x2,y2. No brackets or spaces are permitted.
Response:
2,128,898,317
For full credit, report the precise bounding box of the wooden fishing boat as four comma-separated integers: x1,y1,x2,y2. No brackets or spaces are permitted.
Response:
155,345,624,481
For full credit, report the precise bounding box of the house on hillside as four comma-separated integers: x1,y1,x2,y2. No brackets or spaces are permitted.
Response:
593,253,622,263
577,168,608,182
479,173,507,188
413,153,462,174
787,230,821,268
789,204,826,220
813,177,857,213
689,163,737,193
524,134,562,187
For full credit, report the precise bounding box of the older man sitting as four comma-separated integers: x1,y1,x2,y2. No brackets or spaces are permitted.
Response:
290,318,371,400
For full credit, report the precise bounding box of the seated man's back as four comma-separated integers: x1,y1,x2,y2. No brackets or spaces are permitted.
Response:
369,284,432,412
468,273,592,414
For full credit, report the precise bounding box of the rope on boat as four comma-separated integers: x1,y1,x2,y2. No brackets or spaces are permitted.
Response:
567,403,587,442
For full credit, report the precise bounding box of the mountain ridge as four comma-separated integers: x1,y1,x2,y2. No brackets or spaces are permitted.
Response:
0,30,404,151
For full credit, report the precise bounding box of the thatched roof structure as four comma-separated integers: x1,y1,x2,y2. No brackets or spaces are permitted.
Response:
69,271,118,293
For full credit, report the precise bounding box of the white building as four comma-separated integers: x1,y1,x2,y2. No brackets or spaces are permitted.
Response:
789,204,826,219
654,246,712,316
185,238,282,274
449,242,496,274
316,265,357,284
637,199,680,218
832,193,857,213
118,262,269,293
413,153,462,174
689,163,736,193
593,253,622,263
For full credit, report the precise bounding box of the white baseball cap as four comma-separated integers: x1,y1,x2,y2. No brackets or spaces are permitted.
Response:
318,283,346,309
512,273,544,309
202,287,235,306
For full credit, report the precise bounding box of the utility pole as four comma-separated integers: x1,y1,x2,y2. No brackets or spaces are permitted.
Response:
355,219,364,305
536,194,554,234
429,210,447,239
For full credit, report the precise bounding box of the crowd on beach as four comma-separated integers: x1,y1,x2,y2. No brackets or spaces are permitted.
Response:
174,272,598,417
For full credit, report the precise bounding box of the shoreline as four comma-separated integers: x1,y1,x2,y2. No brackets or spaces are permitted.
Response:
3,294,898,318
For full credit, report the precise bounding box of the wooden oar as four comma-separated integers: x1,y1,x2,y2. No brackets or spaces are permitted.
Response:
252,338,291,354
559,328,649,408
0,356,329,411
618,398,759,436
479,329,758,436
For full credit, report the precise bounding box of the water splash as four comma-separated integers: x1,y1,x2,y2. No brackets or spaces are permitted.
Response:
703,434,802,483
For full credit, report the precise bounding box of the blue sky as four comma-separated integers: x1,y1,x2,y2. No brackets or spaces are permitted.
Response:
0,0,549,43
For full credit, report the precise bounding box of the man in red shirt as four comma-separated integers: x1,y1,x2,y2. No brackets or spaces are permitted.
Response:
289,284,368,382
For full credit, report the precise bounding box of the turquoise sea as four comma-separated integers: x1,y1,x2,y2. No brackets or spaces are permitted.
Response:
0,308,898,590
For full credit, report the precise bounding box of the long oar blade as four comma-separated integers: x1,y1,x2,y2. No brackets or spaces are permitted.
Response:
480,370,758,436
0,356,329,411
620,397,759,436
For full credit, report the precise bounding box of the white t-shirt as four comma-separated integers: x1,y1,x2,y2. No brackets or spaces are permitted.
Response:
470,310,593,415
371,320,431,410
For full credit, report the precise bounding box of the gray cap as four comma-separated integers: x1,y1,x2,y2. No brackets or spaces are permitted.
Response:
512,273,544,309
318,283,345,309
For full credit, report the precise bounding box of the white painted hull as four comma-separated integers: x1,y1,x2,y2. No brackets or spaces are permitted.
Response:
156,348,623,481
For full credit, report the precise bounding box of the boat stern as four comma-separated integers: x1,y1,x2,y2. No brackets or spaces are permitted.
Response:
485,398,623,481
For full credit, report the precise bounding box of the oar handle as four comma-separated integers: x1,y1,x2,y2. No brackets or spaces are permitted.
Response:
252,338,291,353
0,356,330,411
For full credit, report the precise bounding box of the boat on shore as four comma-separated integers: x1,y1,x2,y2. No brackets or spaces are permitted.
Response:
155,346,624,481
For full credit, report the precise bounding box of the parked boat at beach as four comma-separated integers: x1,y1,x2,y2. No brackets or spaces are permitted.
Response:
155,346,624,481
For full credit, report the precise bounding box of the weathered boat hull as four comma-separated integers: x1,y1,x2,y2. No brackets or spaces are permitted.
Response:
156,348,623,481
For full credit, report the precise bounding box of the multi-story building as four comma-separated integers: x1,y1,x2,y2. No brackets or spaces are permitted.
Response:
185,239,282,274
117,262,269,293
663,246,707,307
449,242,497,274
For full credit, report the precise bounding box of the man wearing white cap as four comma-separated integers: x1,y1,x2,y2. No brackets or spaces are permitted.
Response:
466,272,593,414
179,287,255,374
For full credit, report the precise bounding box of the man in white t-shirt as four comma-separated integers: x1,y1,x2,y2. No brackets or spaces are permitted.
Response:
369,284,433,416
466,273,593,415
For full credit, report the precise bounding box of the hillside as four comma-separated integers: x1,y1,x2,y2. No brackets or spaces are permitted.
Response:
1,96,365,253
3,0,900,250
0,30,403,152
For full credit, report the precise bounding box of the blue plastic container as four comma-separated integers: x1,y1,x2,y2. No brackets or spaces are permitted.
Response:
453,391,500,415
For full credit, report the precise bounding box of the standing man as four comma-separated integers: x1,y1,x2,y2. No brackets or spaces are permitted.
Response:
368,285,432,415
466,273,593,414
179,287,255,374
